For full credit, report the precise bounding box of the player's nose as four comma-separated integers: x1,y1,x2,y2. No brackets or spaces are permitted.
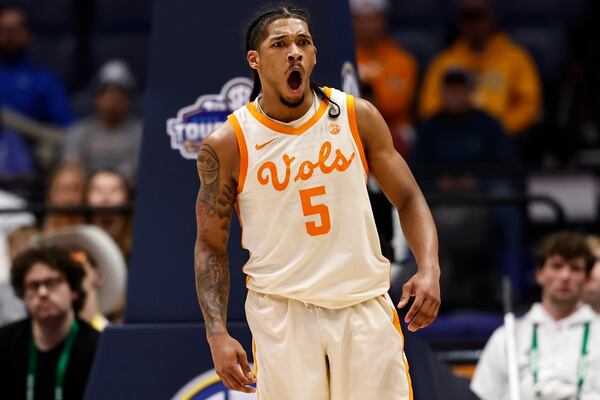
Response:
287,43,302,62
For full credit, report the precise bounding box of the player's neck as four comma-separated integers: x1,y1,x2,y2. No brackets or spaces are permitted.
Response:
541,297,579,321
259,88,314,123
32,309,74,351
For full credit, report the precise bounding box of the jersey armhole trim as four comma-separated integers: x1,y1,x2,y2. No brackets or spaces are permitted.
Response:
346,94,369,178
228,114,248,194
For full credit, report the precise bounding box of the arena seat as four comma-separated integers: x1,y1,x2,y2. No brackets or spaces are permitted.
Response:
28,34,78,90
94,0,153,32
392,28,446,71
558,0,588,25
91,32,150,88
90,0,153,90
496,0,562,26
0,0,75,33
389,0,449,28
508,26,567,83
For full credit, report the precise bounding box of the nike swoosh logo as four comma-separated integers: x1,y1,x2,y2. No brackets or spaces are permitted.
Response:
255,138,277,150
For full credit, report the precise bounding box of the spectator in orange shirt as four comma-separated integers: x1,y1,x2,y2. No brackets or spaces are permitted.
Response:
351,0,418,156
419,0,541,135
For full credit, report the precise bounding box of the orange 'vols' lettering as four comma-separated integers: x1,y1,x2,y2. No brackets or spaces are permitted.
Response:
257,154,296,191
257,141,355,191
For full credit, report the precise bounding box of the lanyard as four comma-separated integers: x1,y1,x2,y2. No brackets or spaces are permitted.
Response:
27,319,80,400
530,321,590,400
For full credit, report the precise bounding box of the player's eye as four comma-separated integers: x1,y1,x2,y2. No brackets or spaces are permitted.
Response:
272,41,284,47
299,38,311,46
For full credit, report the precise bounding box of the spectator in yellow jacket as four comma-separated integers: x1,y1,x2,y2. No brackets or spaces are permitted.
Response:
351,0,418,155
419,0,541,135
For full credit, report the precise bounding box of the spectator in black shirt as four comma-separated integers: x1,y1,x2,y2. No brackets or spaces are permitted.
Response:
0,246,98,399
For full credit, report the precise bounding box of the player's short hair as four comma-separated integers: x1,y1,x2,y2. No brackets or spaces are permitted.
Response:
244,4,340,118
536,231,595,274
245,5,312,54
11,246,88,312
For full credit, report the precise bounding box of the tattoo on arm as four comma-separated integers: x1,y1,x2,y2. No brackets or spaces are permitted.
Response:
195,254,229,336
194,143,236,336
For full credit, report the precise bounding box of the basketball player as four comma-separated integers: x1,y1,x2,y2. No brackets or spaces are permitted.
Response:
194,6,440,399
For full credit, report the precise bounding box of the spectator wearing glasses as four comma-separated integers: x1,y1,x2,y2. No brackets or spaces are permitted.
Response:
0,246,98,400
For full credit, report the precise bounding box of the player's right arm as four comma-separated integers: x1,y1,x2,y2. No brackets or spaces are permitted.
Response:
194,121,256,393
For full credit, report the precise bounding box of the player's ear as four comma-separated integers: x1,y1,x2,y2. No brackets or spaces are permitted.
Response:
314,46,317,65
247,50,260,70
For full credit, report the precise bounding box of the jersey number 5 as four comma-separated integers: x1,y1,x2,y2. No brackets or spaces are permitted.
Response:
299,186,331,236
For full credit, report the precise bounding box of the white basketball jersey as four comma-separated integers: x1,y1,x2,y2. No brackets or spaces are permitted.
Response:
229,87,390,309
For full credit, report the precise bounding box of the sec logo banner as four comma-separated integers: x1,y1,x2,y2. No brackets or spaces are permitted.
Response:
167,77,253,159
172,369,256,400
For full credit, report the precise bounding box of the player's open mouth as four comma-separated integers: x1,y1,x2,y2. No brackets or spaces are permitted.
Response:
287,70,303,92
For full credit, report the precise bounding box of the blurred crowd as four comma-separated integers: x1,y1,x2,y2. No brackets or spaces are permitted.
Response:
0,0,597,316
351,0,600,311
0,4,136,396
352,0,600,394
0,0,599,397
0,4,139,329
0,0,597,322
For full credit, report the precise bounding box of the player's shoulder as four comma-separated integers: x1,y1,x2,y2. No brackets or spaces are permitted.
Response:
203,119,235,149
352,96,383,123
198,119,239,165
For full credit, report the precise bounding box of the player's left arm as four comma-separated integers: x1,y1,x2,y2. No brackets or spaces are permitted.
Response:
355,97,441,332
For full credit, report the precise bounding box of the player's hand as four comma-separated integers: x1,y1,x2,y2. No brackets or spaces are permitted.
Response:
397,266,441,332
207,333,256,393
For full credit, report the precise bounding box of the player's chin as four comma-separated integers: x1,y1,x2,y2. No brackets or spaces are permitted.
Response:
280,90,305,108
